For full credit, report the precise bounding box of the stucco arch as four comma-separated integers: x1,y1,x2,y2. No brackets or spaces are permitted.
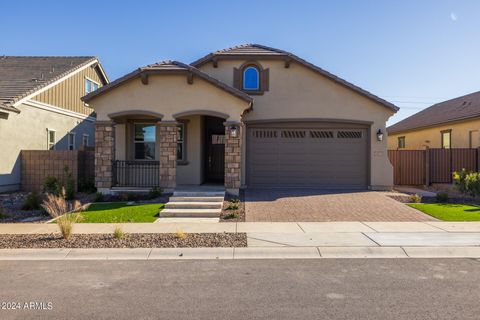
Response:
172,109,230,120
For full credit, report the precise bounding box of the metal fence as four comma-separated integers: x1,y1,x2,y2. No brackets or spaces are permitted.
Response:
113,161,160,187
388,148,479,185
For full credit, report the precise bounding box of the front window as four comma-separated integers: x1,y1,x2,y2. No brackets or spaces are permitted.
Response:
85,78,99,94
243,66,260,90
47,129,56,150
68,132,75,150
134,123,156,160
82,134,89,147
177,123,185,161
398,136,405,149
441,130,451,149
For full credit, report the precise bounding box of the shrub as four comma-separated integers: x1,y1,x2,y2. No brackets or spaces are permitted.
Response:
0,204,7,219
118,193,138,202
21,191,42,210
78,177,96,194
223,212,239,219
226,203,239,211
148,187,163,199
43,176,60,195
453,169,480,198
175,229,187,240
410,193,422,203
63,166,75,200
436,192,449,203
41,188,82,239
113,226,124,239
93,192,104,203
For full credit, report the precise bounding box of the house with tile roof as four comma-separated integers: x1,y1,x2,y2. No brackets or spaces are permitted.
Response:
82,44,398,198
387,91,480,150
0,56,108,192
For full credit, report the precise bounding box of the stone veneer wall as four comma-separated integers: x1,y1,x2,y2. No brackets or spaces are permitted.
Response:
95,121,115,189
158,121,178,189
224,123,242,193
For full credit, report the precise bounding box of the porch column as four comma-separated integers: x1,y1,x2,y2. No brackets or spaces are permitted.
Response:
95,121,115,192
224,121,242,196
158,121,178,190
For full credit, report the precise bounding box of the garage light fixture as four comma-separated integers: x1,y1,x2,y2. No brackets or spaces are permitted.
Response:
376,129,384,141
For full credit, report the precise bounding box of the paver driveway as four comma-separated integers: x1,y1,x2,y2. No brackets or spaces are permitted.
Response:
245,189,435,222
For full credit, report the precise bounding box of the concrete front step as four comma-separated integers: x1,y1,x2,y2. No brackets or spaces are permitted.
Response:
169,196,225,203
172,191,225,197
161,208,222,218
165,202,223,209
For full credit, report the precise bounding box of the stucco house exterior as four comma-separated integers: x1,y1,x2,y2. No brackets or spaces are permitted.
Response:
0,56,108,192
388,91,480,150
82,44,398,195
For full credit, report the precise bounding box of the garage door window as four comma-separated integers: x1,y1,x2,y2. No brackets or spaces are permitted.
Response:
281,130,306,138
337,131,362,139
310,130,334,138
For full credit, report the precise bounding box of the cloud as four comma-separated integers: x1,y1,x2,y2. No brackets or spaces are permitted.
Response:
450,12,458,21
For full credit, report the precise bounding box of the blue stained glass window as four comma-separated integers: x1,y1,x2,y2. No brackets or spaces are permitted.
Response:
243,66,259,90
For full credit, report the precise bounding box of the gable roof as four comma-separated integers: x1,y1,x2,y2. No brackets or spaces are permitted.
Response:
0,56,108,113
82,60,253,104
387,90,480,134
191,44,399,112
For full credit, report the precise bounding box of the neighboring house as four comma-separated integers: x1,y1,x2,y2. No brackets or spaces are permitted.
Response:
0,56,108,192
388,91,480,150
82,44,398,195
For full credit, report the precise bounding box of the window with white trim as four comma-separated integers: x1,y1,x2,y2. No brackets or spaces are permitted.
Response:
85,78,99,94
68,132,75,150
82,134,89,147
47,129,56,150
177,123,185,161
134,123,156,160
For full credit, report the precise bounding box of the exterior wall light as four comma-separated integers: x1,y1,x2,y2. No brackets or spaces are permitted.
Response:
376,129,384,141
230,125,239,138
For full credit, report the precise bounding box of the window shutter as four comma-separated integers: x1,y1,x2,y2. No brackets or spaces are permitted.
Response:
260,68,269,91
233,68,241,89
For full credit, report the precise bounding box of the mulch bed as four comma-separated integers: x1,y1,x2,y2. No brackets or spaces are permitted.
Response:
0,233,247,249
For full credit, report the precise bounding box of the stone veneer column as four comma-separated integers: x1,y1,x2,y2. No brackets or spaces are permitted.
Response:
95,121,115,191
224,122,242,195
158,121,178,190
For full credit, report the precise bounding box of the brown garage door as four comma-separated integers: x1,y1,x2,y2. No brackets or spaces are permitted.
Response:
247,124,368,188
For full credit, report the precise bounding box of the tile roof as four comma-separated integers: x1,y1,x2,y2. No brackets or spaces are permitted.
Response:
387,90,480,134
82,60,253,104
0,56,99,112
191,44,398,112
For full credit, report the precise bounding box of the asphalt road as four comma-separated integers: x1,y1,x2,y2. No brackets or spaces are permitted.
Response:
0,259,479,319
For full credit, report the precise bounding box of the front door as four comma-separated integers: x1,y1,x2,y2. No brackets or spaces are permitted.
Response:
204,116,225,182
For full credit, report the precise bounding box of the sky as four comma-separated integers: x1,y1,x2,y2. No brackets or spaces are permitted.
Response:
1,0,479,125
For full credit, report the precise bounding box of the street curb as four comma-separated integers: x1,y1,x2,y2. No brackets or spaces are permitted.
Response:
0,246,479,260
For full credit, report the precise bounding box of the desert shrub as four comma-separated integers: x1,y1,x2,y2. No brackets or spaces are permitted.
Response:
43,176,60,195
41,188,82,239
175,229,187,240
148,187,163,199
93,192,104,203
226,202,239,211
21,191,42,210
223,212,239,219
0,204,7,219
436,192,449,203
63,166,76,200
410,193,422,203
453,169,480,198
78,177,96,194
113,226,124,239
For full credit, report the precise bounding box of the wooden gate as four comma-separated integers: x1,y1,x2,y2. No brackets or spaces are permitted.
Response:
388,150,425,185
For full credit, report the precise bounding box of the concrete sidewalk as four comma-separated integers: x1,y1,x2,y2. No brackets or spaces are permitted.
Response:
1,246,480,260
2,221,480,234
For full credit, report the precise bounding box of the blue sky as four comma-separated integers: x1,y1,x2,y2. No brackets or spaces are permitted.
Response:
1,0,479,125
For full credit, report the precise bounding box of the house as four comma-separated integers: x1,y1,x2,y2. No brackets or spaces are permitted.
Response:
82,44,398,195
0,56,108,192
388,91,480,150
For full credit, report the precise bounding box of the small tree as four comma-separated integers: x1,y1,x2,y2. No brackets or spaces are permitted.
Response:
453,169,480,199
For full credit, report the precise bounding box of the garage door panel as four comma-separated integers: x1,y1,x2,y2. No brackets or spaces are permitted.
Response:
247,124,368,188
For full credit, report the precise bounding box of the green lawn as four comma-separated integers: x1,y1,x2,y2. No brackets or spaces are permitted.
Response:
78,202,164,223
408,203,480,221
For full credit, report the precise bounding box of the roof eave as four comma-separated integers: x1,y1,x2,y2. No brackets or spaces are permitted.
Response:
387,114,480,135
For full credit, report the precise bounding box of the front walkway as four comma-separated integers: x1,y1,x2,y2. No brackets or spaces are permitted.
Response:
245,189,434,222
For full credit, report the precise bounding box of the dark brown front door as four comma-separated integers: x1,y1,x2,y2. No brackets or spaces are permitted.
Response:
204,116,225,183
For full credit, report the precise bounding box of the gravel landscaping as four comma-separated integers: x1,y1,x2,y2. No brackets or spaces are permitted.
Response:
0,233,247,249
220,193,245,222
